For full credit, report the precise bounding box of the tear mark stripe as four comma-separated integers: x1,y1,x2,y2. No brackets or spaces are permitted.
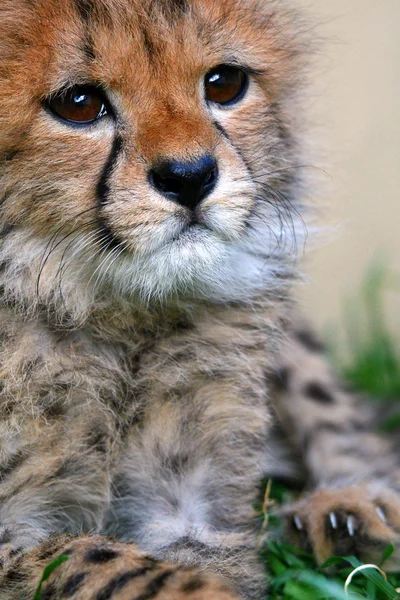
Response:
96,134,124,251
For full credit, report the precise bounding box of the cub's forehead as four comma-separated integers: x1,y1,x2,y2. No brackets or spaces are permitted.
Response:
4,0,276,46
1,0,299,102
9,0,261,25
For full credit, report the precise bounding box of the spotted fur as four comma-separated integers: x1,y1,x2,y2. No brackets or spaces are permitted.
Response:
0,1,399,599
270,326,400,569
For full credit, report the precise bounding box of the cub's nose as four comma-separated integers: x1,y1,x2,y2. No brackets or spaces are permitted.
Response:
148,155,218,210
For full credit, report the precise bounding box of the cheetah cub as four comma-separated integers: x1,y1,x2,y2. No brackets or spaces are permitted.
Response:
0,0,399,598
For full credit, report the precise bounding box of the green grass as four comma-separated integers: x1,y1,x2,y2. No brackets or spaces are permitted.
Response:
341,266,400,402
259,268,400,599
33,554,69,600
264,540,400,599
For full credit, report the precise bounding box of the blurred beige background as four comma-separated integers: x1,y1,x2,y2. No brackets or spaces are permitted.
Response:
294,0,400,340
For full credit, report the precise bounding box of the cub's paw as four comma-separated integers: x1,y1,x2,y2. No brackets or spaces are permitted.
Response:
32,537,240,600
282,484,400,569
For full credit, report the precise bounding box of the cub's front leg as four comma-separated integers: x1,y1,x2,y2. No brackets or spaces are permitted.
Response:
106,391,269,599
0,410,113,561
0,315,120,561
104,305,276,599
2,535,240,600
270,324,400,568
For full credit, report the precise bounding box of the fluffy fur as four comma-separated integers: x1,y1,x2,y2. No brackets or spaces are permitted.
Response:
0,1,399,599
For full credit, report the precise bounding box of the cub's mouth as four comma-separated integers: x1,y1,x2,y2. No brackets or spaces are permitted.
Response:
166,222,212,245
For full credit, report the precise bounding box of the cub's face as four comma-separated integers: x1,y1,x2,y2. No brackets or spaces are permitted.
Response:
0,0,303,307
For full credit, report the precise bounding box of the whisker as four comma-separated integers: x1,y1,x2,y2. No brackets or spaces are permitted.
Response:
91,243,126,294
55,231,104,296
36,208,98,295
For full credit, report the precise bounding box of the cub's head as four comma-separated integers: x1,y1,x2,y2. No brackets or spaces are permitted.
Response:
0,0,306,316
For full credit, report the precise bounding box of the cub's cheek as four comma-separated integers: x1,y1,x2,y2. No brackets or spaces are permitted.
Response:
1,120,115,228
200,204,252,241
199,165,256,241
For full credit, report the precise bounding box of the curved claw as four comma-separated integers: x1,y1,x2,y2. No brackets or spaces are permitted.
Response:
347,515,357,537
294,515,303,531
329,512,338,529
376,506,387,523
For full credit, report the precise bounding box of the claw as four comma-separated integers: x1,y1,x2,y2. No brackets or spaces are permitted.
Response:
347,515,356,537
376,506,387,523
329,512,338,529
294,515,303,531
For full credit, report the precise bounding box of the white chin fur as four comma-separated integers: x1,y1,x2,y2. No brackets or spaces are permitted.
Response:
0,200,305,314
102,202,304,303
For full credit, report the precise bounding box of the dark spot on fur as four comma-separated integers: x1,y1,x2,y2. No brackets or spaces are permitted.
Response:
337,443,376,461
181,577,205,592
87,428,109,453
314,422,345,435
269,366,291,391
75,0,95,21
0,191,12,207
151,0,188,22
304,381,335,404
141,26,156,58
54,382,72,392
172,350,196,362
5,474,36,497
96,567,156,600
120,413,142,436
163,452,189,474
61,547,75,557
52,458,81,480
269,103,294,148
3,149,19,162
82,38,96,61
37,545,58,562
165,0,188,13
0,527,13,544
236,322,257,331
41,583,57,600
50,453,100,481
161,536,226,560
62,572,87,596
174,316,194,331
43,399,65,418
4,561,27,584
349,419,368,432
0,225,14,237
133,569,175,600
295,329,325,353
0,450,26,481
85,547,119,563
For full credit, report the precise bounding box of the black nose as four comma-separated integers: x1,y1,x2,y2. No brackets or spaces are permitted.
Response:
148,155,218,210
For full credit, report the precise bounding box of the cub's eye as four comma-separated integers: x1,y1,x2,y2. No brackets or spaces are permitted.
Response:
205,65,248,106
47,86,109,124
